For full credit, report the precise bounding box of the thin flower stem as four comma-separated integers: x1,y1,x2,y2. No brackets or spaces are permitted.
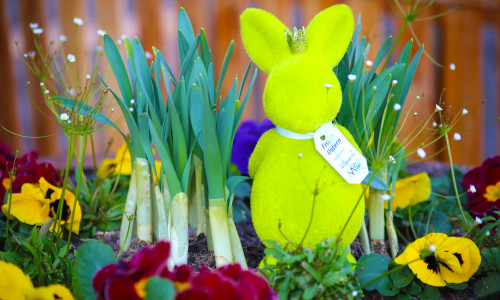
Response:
66,134,88,257
408,204,418,239
54,133,76,239
444,132,470,230
5,165,16,252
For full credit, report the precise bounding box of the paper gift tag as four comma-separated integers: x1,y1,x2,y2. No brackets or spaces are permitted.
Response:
313,122,369,184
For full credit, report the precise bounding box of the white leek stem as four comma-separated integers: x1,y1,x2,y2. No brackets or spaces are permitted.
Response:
228,206,247,269
359,219,371,255
153,185,168,241
386,211,398,258
208,201,233,267
134,157,152,242
119,168,137,250
369,168,388,254
170,192,189,266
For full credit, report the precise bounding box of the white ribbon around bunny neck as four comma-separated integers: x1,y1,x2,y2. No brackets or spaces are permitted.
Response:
275,126,315,139
274,122,369,184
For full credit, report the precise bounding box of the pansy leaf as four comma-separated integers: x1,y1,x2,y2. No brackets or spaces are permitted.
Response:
356,253,399,296
388,263,414,289
72,241,116,300
420,285,440,300
145,277,176,300
474,273,500,297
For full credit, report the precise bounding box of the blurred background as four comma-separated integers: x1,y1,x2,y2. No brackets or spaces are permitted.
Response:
0,0,498,167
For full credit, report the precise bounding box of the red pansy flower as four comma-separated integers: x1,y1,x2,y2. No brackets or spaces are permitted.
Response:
461,155,500,216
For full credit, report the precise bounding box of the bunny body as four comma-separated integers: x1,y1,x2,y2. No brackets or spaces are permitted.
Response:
241,5,364,248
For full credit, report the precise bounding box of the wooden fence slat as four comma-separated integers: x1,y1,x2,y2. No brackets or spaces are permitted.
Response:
19,0,60,156
440,7,484,165
0,1,21,151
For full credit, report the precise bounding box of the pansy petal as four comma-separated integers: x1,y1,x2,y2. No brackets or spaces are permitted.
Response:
97,159,117,178
409,260,446,287
0,260,34,292
47,284,74,300
439,237,481,284
1,192,50,225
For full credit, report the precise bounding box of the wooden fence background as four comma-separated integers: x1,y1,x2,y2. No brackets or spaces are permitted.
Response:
0,0,499,167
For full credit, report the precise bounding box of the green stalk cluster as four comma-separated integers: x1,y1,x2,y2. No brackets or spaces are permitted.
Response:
103,8,257,268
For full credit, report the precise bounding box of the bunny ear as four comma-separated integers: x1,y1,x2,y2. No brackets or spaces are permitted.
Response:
240,8,291,74
305,4,354,68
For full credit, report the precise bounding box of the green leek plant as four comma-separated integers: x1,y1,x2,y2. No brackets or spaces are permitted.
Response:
102,8,256,268
335,15,424,255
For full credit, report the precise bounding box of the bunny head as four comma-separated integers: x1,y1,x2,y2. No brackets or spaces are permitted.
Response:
241,5,354,134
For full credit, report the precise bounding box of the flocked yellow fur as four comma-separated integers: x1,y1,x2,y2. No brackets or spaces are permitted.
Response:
241,5,364,249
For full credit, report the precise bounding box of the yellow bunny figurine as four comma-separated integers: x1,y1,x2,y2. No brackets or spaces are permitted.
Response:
240,5,365,250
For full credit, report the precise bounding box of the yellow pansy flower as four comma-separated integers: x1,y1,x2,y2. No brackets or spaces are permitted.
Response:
395,233,481,287
384,172,431,211
0,260,74,300
1,177,81,234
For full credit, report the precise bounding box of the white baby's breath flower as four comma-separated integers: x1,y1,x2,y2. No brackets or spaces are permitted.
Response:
347,74,357,82
59,35,67,42
365,60,373,67
29,23,39,29
28,51,36,57
435,104,443,112
33,28,43,35
324,83,333,89
432,121,437,127
470,185,476,193
111,108,115,112
86,74,91,80
414,112,418,116
389,155,396,164
352,290,358,297
453,132,461,141
475,216,483,225
130,99,135,104
67,54,76,63
73,17,83,26
380,193,391,201
24,53,28,58
392,79,398,85
44,90,49,94
40,82,45,86
449,63,456,71
417,148,426,159
145,51,153,59
372,86,377,91
129,107,134,112
462,108,469,115
393,103,401,111
486,231,491,236
416,95,420,100
97,29,106,36
429,244,436,252
67,120,71,123
117,39,123,45
298,153,303,158
60,113,69,121
121,34,128,40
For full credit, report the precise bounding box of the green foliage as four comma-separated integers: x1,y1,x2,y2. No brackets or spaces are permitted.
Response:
334,15,423,178
145,277,176,300
72,241,117,300
78,176,128,238
0,224,72,288
260,238,361,299
356,253,446,299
